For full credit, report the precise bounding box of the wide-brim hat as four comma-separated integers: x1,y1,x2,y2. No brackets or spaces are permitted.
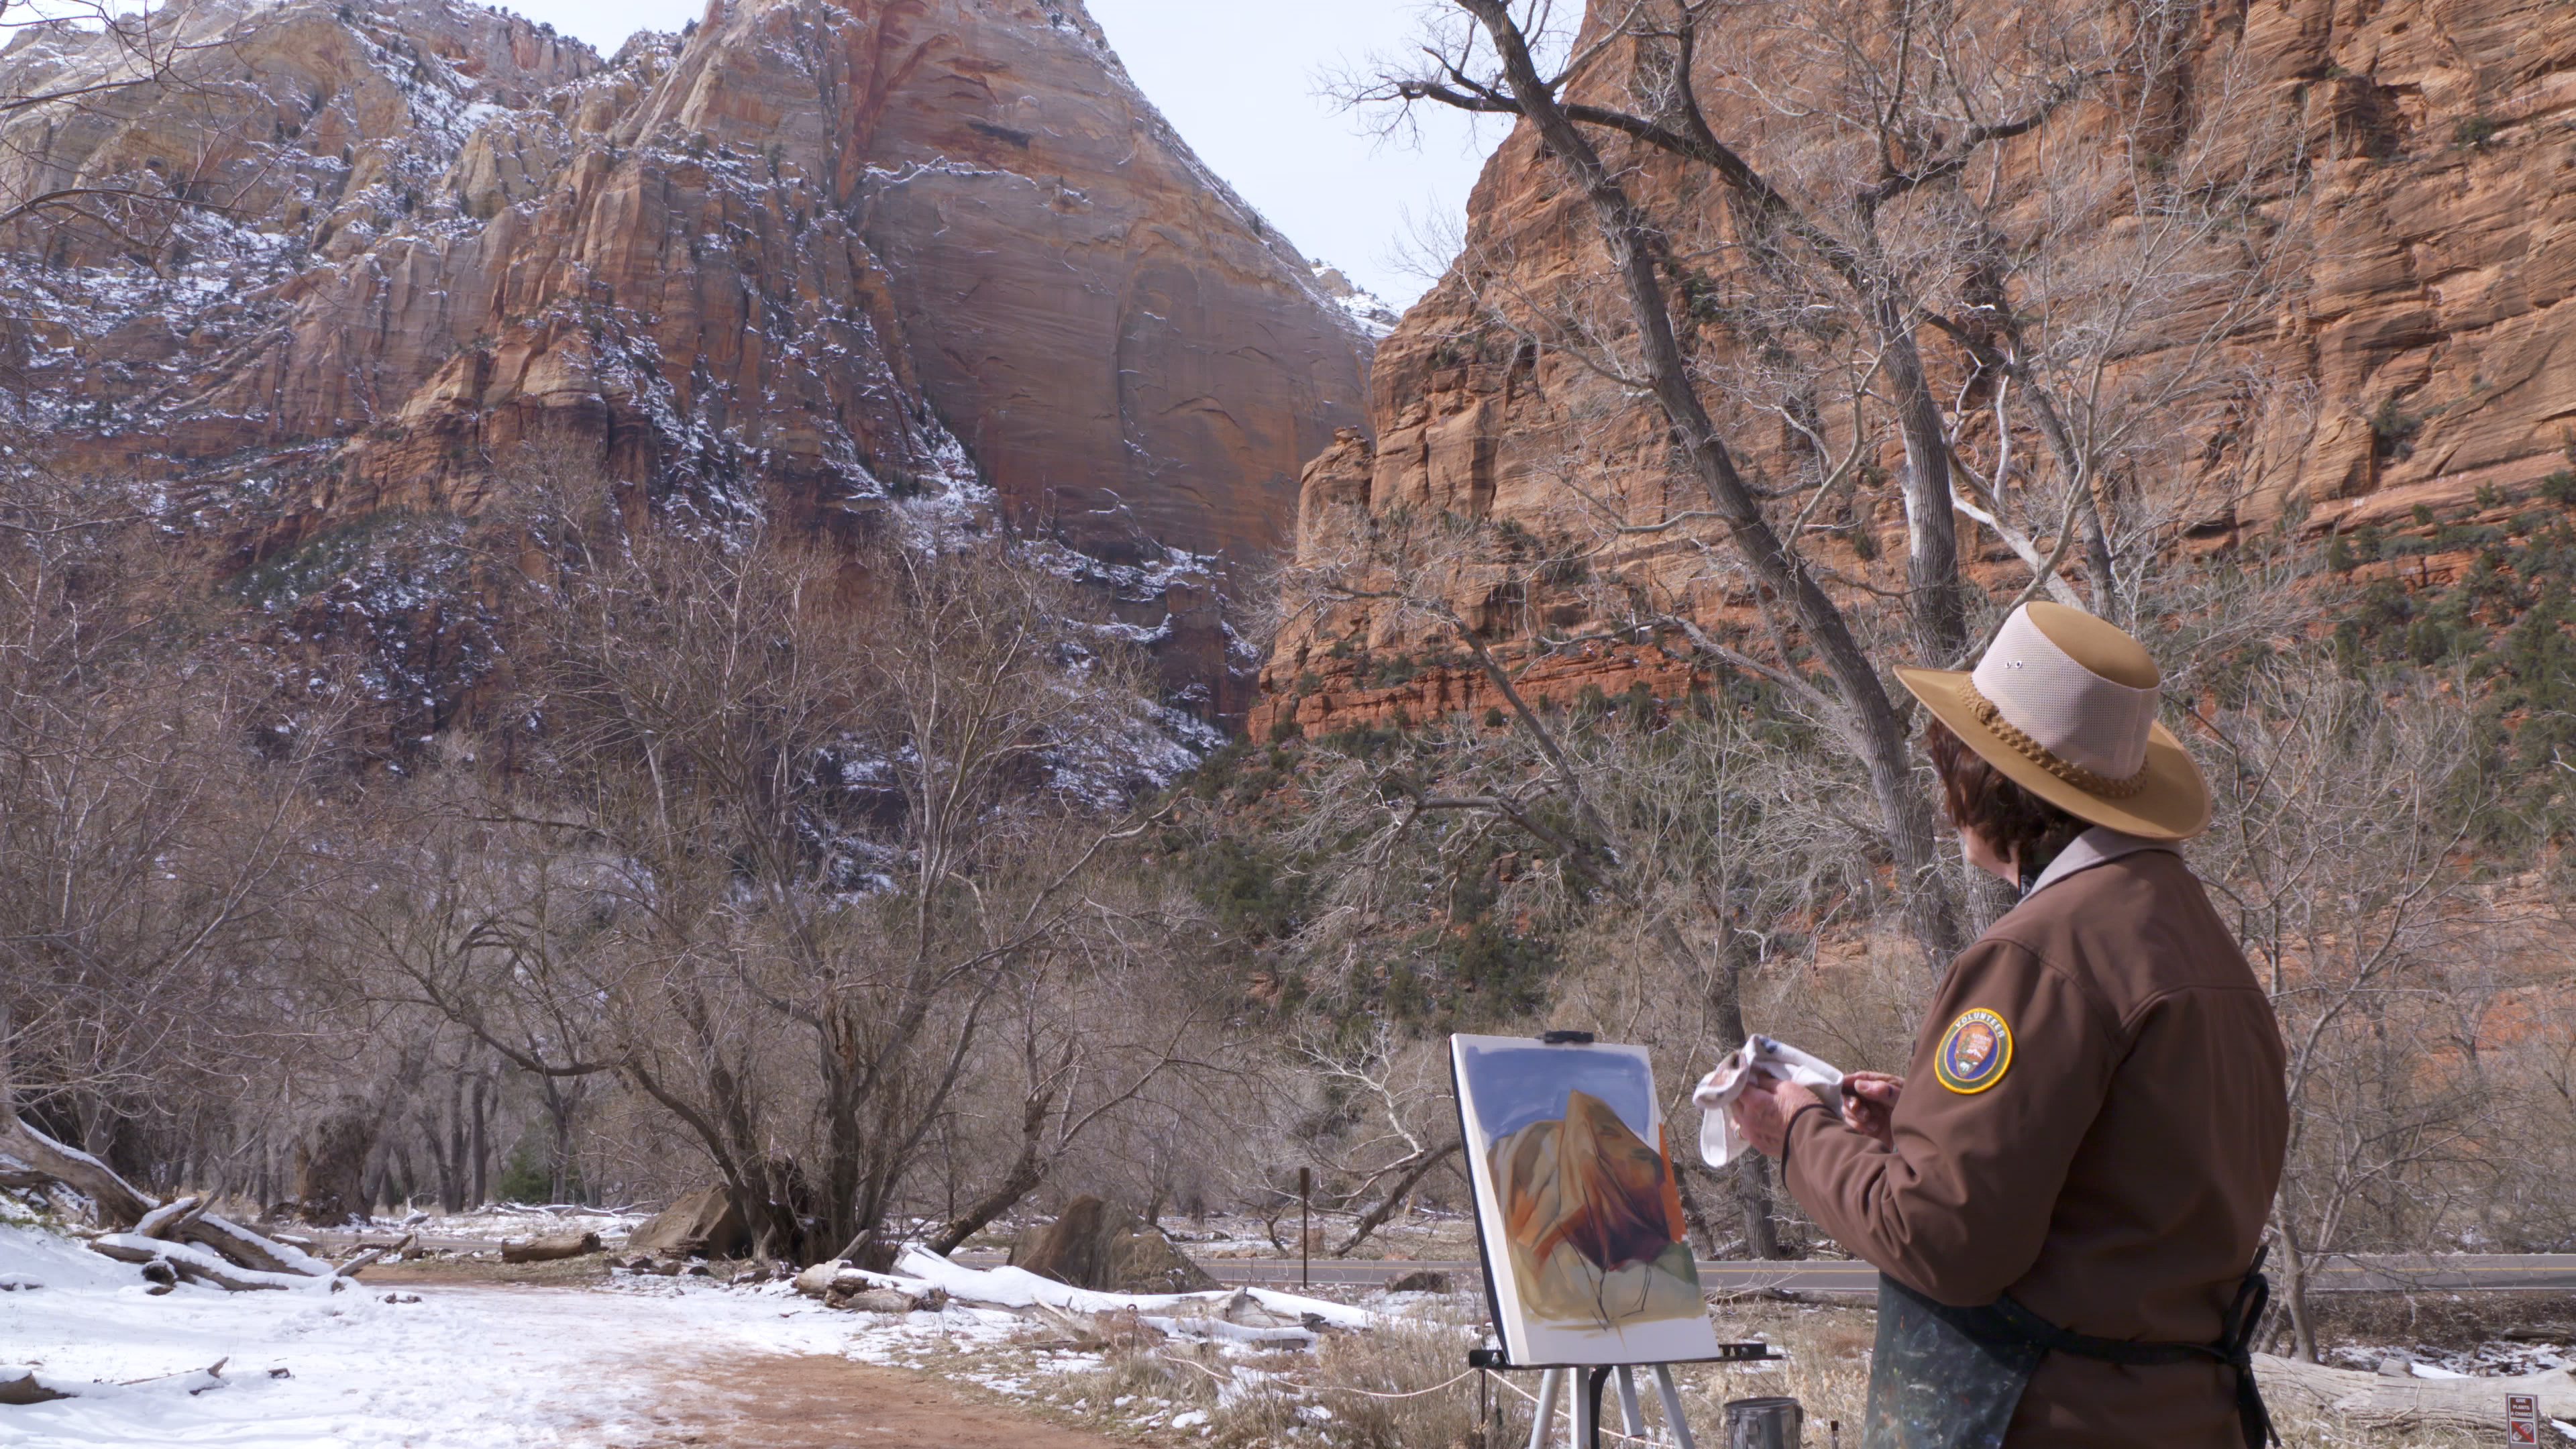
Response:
1894,601,2210,841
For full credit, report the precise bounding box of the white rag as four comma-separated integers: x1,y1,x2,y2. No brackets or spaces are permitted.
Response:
1693,1034,1846,1167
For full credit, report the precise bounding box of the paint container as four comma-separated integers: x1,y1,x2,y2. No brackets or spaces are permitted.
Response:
1723,1395,1804,1448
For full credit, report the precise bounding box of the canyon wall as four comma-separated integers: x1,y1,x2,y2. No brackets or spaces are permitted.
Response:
0,0,1373,716
1254,0,2576,740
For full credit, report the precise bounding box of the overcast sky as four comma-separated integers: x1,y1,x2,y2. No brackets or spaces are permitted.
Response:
492,0,1501,307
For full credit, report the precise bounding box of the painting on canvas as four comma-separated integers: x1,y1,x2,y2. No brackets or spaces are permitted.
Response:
1450,1034,1720,1366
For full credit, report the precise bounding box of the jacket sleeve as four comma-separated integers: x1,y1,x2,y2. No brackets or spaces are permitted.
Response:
1782,938,2121,1305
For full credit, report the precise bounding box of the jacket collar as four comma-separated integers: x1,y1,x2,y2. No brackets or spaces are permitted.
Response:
2021,826,2177,900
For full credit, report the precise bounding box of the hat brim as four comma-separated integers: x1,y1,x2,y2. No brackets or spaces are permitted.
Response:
1894,666,2212,842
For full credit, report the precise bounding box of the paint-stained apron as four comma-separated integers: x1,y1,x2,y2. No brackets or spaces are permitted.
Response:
1861,1276,2042,1449
1861,1260,2277,1449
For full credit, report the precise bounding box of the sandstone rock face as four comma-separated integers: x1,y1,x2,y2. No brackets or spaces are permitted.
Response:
0,0,1370,716
1254,0,2576,740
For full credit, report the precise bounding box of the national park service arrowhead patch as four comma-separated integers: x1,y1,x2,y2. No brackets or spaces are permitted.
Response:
1934,1008,2013,1094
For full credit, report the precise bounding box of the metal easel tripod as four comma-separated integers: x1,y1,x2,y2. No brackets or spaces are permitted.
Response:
1470,1342,1780,1448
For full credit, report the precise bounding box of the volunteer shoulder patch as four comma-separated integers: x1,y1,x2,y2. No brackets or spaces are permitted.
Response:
1933,1008,2013,1094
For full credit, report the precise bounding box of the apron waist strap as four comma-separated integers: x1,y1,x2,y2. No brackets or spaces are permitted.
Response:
1902,1250,2279,1449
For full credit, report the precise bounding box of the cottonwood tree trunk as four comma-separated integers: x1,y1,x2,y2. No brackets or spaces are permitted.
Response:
1874,288,1974,665
291,1110,376,1225
1451,0,1964,974
2276,1227,2318,1361
470,1073,490,1207
1702,921,1784,1258
924,1087,1055,1257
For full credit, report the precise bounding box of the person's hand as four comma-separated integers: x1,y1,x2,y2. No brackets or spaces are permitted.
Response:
1841,1071,1903,1147
1728,1075,1824,1159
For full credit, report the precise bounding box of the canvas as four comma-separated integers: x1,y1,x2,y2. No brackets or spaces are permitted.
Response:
1451,1034,1721,1366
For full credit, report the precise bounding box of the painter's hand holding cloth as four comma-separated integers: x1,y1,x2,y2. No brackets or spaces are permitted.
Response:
1693,1035,1854,1167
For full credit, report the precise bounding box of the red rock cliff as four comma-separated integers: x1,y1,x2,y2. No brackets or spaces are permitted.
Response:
1253,0,2576,741
0,0,1371,716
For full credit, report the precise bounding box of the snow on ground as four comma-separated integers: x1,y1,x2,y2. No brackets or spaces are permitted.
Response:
892,1248,1377,1330
341,1207,651,1246
0,1222,1415,1449
2328,1337,2572,1379
0,1225,851,1448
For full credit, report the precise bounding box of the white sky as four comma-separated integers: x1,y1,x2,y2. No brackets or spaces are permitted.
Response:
493,0,1501,307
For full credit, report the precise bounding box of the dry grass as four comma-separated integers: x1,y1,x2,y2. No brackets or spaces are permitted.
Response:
1272,1297,2534,1449
996,1305,1491,1446
900,1285,2559,1448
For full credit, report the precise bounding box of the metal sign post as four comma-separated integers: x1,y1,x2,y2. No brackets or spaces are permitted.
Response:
2508,1392,2539,1446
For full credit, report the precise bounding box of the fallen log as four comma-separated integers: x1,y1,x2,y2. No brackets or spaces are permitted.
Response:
1145,1312,1316,1348
2255,1352,2576,1434
500,1232,600,1264
175,1214,334,1277
825,1285,948,1313
135,1195,212,1240
333,1231,419,1276
88,1235,336,1293
0,1113,153,1228
792,1259,853,1297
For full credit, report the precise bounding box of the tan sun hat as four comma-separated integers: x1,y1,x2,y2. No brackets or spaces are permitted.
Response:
1894,601,2210,841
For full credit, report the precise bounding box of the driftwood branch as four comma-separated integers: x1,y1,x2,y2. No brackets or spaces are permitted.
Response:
87,1235,332,1293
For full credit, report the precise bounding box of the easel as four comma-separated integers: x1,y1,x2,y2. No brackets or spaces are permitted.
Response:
1450,1031,1785,1448
1470,1343,1780,1448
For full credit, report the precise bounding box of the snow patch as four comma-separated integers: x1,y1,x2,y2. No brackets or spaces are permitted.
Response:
892,1246,1378,1330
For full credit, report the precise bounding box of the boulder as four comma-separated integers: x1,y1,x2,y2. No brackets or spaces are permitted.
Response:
0,1368,70,1405
1008,1196,1218,1295
498,1232,600,1264
626,1187,750,1260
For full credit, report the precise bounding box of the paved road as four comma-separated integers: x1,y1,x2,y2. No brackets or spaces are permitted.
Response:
1146,1254,2576,1295
311,1232,2576,1295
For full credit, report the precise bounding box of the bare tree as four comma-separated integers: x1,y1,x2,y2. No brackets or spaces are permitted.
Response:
350,483,1220,1258
2190,655,2503,1360
0,471,343,1205
1316,0,2310,972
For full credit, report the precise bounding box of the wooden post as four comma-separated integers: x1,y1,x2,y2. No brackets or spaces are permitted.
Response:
1297,1165,1311,1289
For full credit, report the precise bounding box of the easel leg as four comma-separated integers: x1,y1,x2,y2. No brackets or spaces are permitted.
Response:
1575,1366,1607,1448
1615,1365,1646,1442
1651,1364,1700,1449
1527,1367,1564,1449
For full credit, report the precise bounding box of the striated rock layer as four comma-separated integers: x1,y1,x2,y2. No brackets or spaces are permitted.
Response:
1254,0,2576,741
0,0,1371,718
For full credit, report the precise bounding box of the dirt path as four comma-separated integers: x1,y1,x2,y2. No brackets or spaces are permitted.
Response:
335,1258,1139,1448
641,1354,1134,1449
354,1261,1131,1448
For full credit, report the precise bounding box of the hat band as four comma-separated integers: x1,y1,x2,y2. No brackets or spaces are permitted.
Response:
1959,678,2151,800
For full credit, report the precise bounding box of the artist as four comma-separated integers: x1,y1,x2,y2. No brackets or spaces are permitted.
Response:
1729,602,2290,1449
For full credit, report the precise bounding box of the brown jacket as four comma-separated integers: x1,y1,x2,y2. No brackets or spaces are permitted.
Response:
1784,849,2288,1447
